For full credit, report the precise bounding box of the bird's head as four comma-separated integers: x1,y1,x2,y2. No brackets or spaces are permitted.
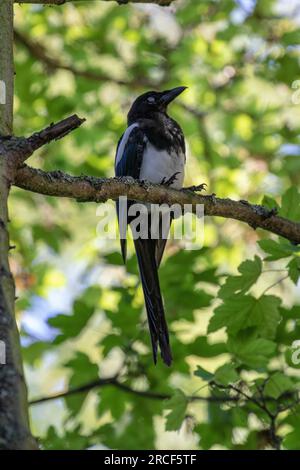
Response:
127,86,187,124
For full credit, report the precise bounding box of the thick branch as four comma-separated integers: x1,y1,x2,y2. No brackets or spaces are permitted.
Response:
16,0,174,5
14,165,300,244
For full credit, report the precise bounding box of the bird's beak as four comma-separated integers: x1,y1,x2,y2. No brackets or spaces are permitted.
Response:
159,86,187,105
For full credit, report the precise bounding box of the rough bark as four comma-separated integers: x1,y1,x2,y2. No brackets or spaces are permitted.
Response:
16,0,174,5
14,165,300,244
0,1,14,137
0,0,38,450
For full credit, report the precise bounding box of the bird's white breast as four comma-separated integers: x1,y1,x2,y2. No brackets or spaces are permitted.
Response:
139,139,185,189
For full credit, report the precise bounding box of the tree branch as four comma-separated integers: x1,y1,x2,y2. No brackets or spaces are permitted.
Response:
29,376,238,406
1,114,85,165
14,29,132,87
14,165,300,244
14,29,161,89
16,0,175,6
3,114,298,244
26,114,86,156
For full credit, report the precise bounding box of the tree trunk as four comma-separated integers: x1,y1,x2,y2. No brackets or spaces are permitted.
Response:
0,0,37,450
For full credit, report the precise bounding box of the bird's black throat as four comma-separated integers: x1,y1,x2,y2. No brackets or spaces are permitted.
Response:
132,112,185,154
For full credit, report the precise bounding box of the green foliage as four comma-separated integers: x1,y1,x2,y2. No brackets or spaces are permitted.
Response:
227,334,276,368
218,256,262,299
194,365,214,382
258,239,299,261
280,187,300,222
164,389,188,431
264,372,295,399
12,0,300,451
208,293,281,339
48,299,96,344
214,363,239,386
288,258,300,285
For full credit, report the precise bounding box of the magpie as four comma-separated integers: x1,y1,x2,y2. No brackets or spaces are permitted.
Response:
115,86,187,366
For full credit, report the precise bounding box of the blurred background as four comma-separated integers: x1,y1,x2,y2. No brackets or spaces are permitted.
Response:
11,0,300,449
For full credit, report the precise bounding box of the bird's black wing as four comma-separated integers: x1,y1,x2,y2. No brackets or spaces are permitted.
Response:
115,125,172,366
115,126,145,263
115,127,145,180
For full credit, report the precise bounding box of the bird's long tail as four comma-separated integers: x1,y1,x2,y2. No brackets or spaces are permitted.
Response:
134,237,172,366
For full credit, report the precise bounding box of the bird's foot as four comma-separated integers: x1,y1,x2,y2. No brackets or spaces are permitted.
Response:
161,172,181,187
139,179,150,189
183,182,207,192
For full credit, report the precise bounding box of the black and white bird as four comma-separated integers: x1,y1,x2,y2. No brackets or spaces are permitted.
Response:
115,86,187,366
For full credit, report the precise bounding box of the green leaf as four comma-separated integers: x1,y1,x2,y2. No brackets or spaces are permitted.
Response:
219,256,262,299
41,425,90,450
258,239,298,261
64,352,99,416
208,296,253,335
261,195,279,212
282,407,300,449
208,294,281,339
32,223,71,253
228,335,276,368
65,352,99,387
214,363,239,386
194,365,214,382
101,334,123,356
164,389,188,431
287,257,300,285
283,428,300,450
190,336,227,358
250,295,281,339
22,341,52,365
98,387,126,420
280,187,300,222
264,372,295,399
282,30,300,46
48,299,95,343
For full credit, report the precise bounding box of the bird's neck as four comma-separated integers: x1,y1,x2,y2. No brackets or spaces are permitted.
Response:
128,113,184,153
128,110,169,127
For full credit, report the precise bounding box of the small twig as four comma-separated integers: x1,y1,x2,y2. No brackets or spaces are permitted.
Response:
26,114,85,153
14,29,131,87
10,114,86,165
261,274,290,296
29,376,238,406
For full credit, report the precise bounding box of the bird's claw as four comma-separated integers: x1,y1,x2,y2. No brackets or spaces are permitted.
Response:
184,183,207,192
161,172,181,187
138,178,150,187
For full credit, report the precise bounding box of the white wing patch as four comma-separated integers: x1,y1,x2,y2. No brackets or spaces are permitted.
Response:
115,123,139,168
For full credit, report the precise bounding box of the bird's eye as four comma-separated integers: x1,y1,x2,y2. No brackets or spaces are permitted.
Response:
147,97,155,103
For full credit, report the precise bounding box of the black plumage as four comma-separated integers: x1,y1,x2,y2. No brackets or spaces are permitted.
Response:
115,87,187,366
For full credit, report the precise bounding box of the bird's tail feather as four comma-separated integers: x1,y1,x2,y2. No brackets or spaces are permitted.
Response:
134,237,172,366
